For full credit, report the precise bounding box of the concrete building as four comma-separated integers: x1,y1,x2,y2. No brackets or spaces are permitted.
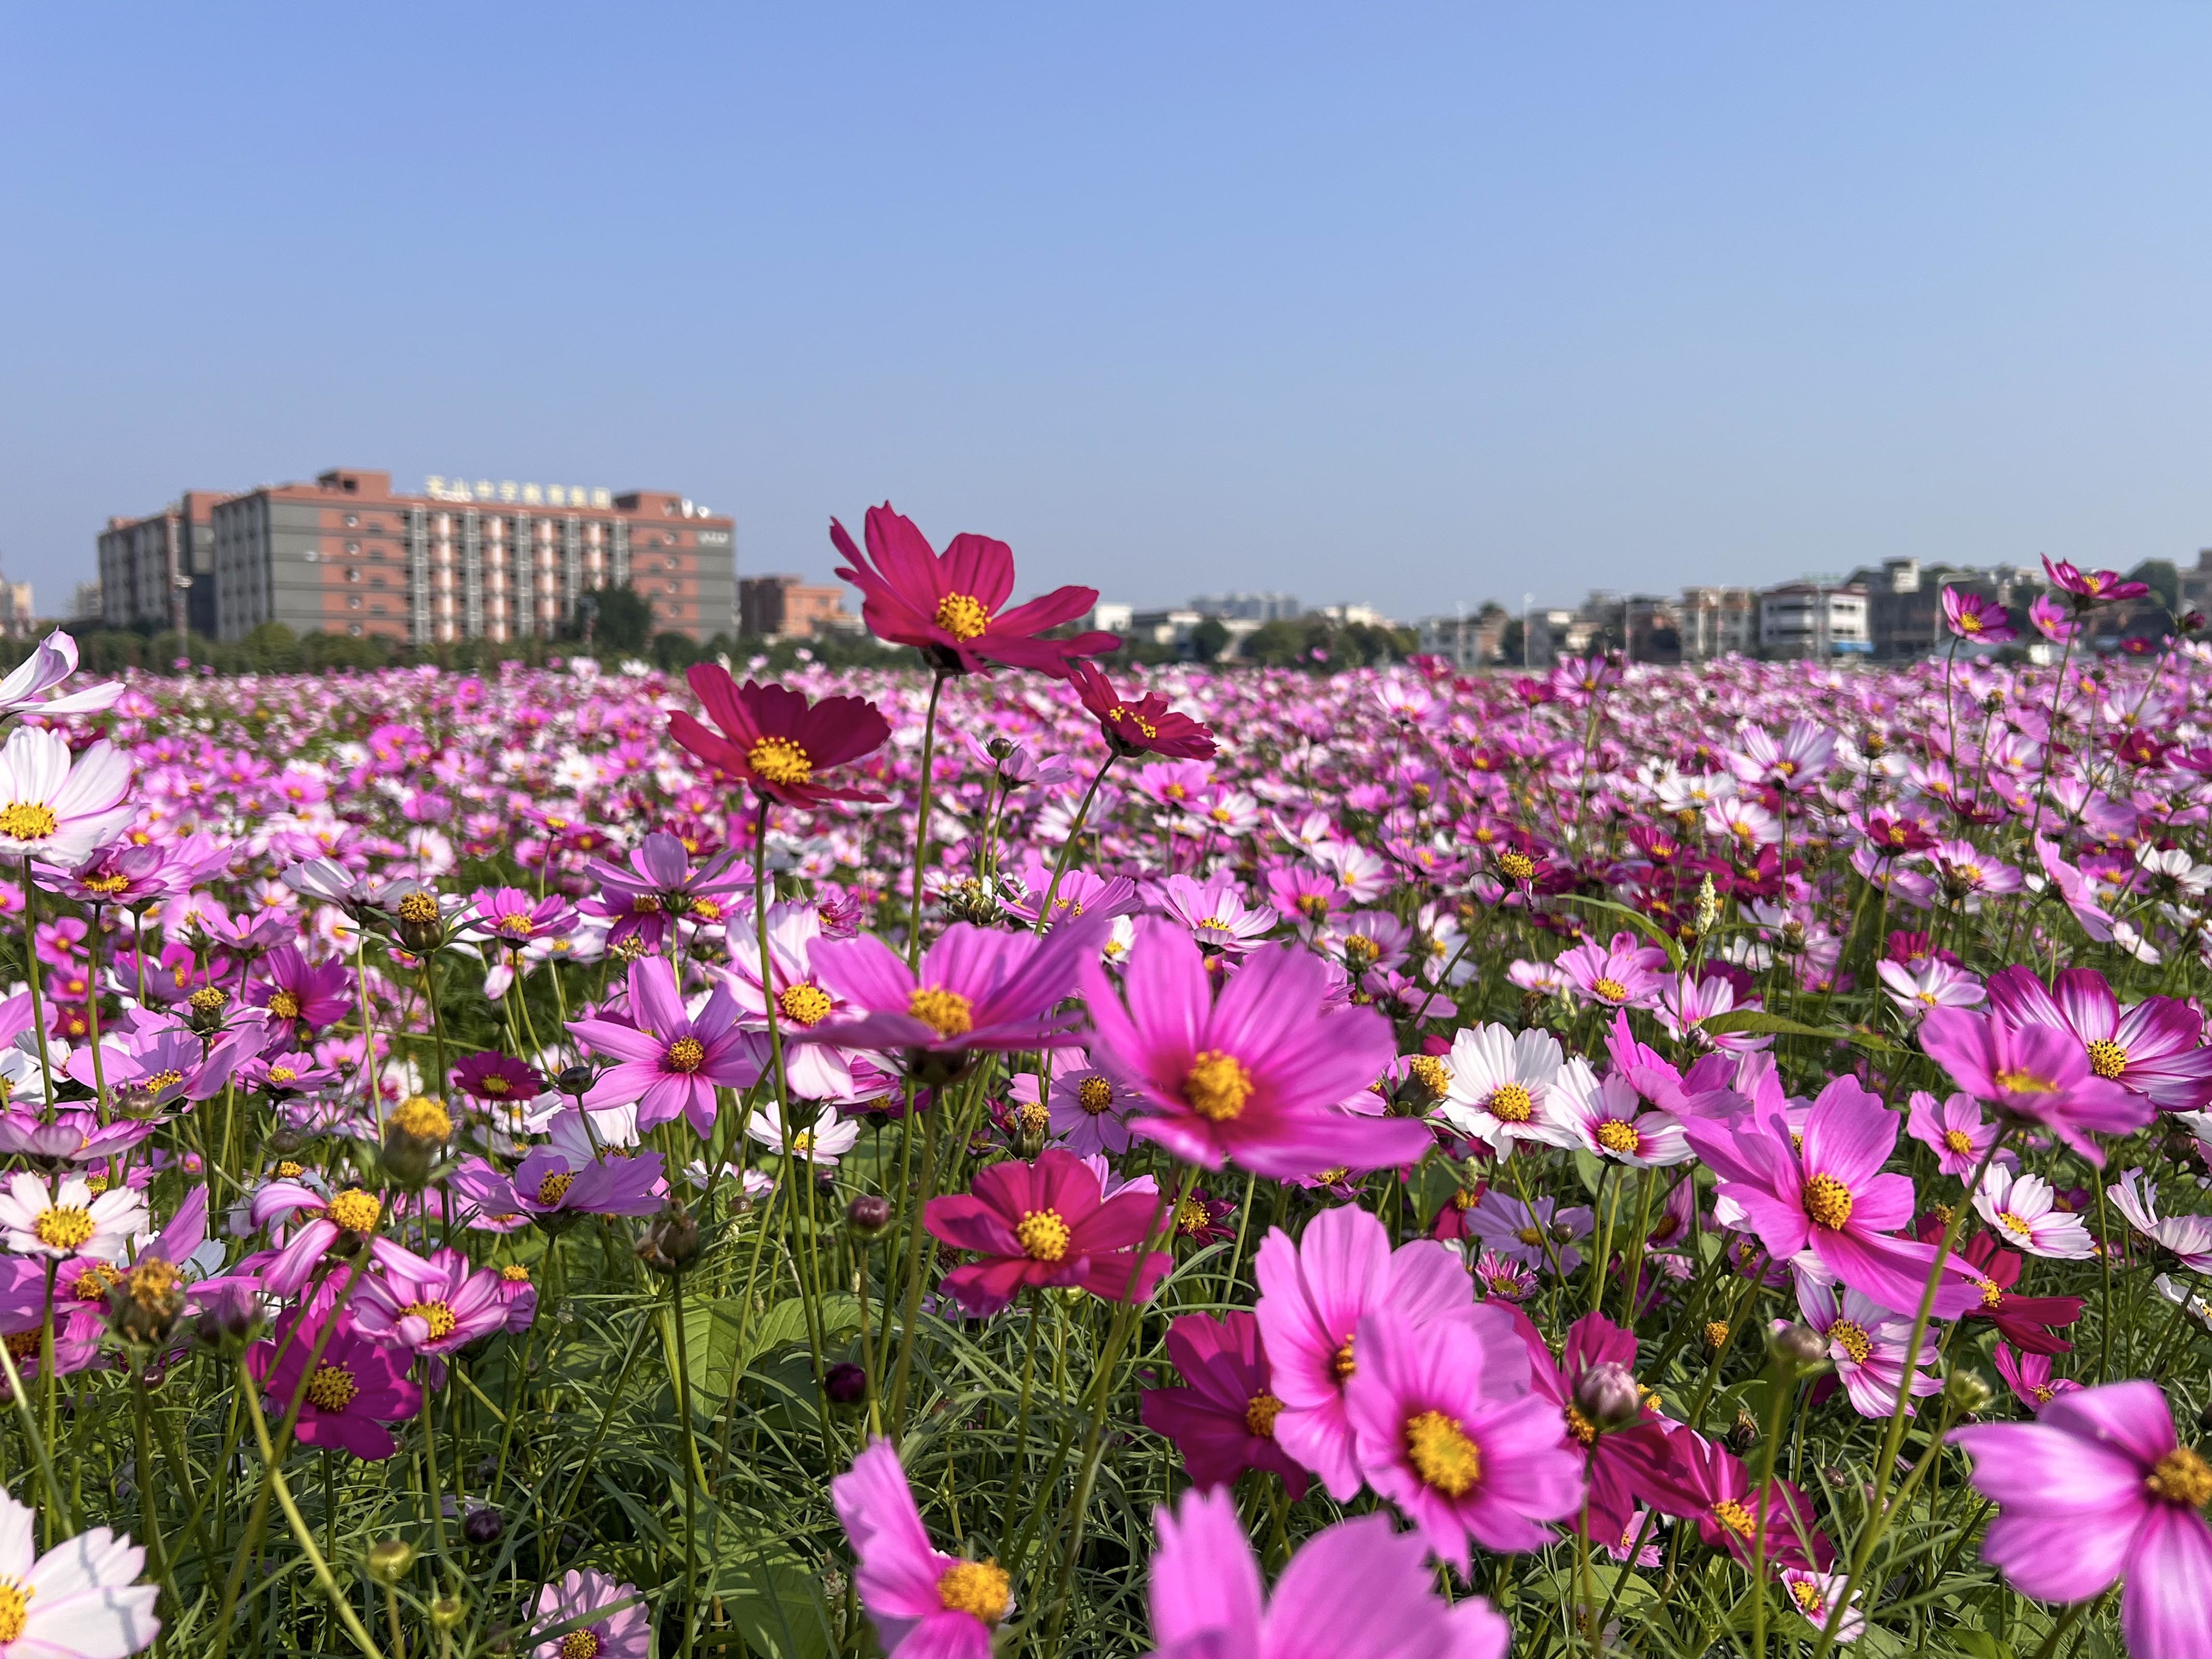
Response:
1841,557,2038,659
103,469,735,645
1524,607,1591,668
1759,581,1870,658
2179,551,2212,618
1416,613,1503,671
739,575,855,639
71,581,103,622
1623,595,1682,663
0,583,34,640
1191,591,1302,622
1677,587,1758,660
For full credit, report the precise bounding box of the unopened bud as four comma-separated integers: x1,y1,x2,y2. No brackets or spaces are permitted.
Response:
393,888,446,953
1726,1406,1759,1455
555,1064,596,1097
194,1280,261,1348
824,1361,868,1405
1770,1323,1827,1369
846,1194,892,1238
463,1506,504,1546
1572,1361,1641,1428
635,1204,702,1274
365,1538,416,1585
1945,1369,1995,1414
186,987,227,1034
430,1595,465,1631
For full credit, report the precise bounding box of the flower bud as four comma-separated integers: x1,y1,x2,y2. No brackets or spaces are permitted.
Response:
430,1596,465,1632
267,1126,306,1157
463,1507,504,1546
1770,1323,1827,1369
635,1204,702,1275
185,986,228,1035
555,1064,596,1097
194,1280,262,1348
846,1194,892,1238
1945,1368,1995,1415
824,1362,868,1405
365,1538,416,1585
1571,1361,1641,1428
393,888,446,954
1726,1405,1759,1455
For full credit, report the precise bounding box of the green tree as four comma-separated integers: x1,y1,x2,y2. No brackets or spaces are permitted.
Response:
583,583,655,654
1189,616,1231,663
2130,558,2180,613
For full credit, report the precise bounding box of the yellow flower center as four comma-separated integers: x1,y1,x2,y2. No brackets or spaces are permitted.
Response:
142,1068,185,1093
1497,851,1535,880
1591,976,1630,1003
1942,1129,1973,1155
1803,1174,1854,1231
1787,1579,1826,1618
402,1300,458,1341
501,1264,531,1283
1183,1050,1254,1121
32,1207,94,1250
479,1075,508,1095
500,916,536,938
665,1036,707,1074
934,593,993,642
1343,935,1380,971
325,1189,381,1233
188,987,225,1014
0,804,56,842
779,985,833,1026
397,892,440,925
1517,1226,1545,1246
1712,1498,1758,1539
82,872,130,895
269,990,303,1020
1296,893,1331,920
2086,1039,2128,1080
1403,1409,1482,1497
305,1361,358,1411
1829,1319,1872,1365
1994,1067,2060,1095
1406,1055,1450,1094
747,737,814,787
1332,1337,1357,1381
936,1559,1010,1624
1486,1082,1534,1124
1565,1404,1597,1446
908,988,974,1039
1015,1210,1071,1262
1108,706,1159,739
1244,1393,1284,1437
390,1096,452,1141
74,1262,120,1302
2148,1446,2212,1508
1977,1276,2003,1309
1957,611,1983,636
536,1171,575,1206
1076,1076,1114,1115
1596,1120,1640,1156
559,1633,603,1659
1705,1320,1732,1350
1177,1198,1211,1234
0,1577,33,1642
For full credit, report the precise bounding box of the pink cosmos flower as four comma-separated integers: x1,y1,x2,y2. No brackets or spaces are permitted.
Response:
806,919,1104,1078
1903,1089,2004,1177
1253,1204,1478,1501
1973,1166,2094,1260
1343,1306,1585,1572
1555,931,1668,1010
1139,1311,1310,1499
1023,1055,1133,1157
1679,1077,1981,1318
1503,1307,1679,1541
670,666,892,808
247,1306,422,1461
1546,1057,1691,1167
1730,718,1837,793
1650,1431,1834,1570
1878,957,1985,1018
1953,1380,2212,1659
531,1567,650,1659
1473,1250,1537,1301
1942,587,2018,643
922,1149,1168,1316
1081,920,1430,1178
831,1438,1017,1659
511,1145,667,1222
354,1241,510,1377
1919,1006,2150,1163
1155,874,1280,955
245,944,351,1039
1984,966,2212,1113
1465,1189,1592,1274
2030,593,2082,643
570,957,762,1136
1993,1341,2083,1415
0,1486,158,1657
2042,554,2149,605
1779,1569,1865,1644
1793,1278,1940,1418
1146,1485,1509,1659
2108,1167,2212,1271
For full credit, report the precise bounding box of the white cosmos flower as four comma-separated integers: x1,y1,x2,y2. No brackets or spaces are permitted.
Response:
1972,1166,2093,1261
0,726,134,867
0,1172,148,1263
746,1102,860,1167
0,1484,158,1654
2107,1167,2212,1272
1437,1022,1575,1154
1545,1058,1692,1166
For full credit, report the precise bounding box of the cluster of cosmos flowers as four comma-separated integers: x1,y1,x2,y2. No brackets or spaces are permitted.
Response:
3,516,2212,1656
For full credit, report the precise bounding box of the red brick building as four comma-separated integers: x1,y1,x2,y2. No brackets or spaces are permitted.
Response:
738,574,856,639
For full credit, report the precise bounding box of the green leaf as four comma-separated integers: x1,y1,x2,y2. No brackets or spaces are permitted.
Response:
1700,1009,1898,1052
679,1294,865,1416
1558,894,1685,970
715,1551,836,1659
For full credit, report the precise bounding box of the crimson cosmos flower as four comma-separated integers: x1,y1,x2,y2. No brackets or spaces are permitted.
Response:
1139,1310,1311,1499
830,502,1118,677
669,665,890,808
1067,660,1217,760
922,1148,1167,1316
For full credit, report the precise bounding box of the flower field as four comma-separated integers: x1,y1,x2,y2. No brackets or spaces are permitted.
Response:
9,507,2212,1657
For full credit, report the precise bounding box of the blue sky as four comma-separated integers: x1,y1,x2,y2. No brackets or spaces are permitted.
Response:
5,5,2211,622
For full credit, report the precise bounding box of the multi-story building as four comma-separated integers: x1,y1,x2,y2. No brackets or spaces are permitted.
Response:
738,574,856,639
1416,613,1503,671
71,581,104,622
0,582,34,640
1677,587,1758,660
1191,591,1303,622
101,468,736,645
1842,557,2039,659
1759,581,1870,658
2178,550,2212,618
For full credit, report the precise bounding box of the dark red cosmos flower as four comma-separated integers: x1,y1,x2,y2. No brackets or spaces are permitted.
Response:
1139,1310,1310,1498
922,1148,1168,1315
2110,728,2170,768
452,1051,544,1105
669,665,890,808
1913,1216,2083,1355
1068,660,1217,760
830,502,1118,678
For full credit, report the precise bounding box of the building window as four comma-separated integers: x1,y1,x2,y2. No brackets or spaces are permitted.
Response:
343,514,359,528
348,623,363,636
347,596,362,609
346,568,362,583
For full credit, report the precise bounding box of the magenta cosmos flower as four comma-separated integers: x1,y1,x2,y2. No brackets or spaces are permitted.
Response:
354,1240,510,1372
1985,966,2212,1112
830,502,1116,678
922,1148,1168,1316
1140,1310,1311,1499
1919,1005,2150,1162
1253,1204,1478,1501
245,944,351,1039
570,957,762,1136
1343,1306,1585,1572
832,1438,1017,1659
670,664,891,808
1906,1089,2004,1177
1953,1380,2212,1659
805,919,1104,1081
531,1567,649,1659
511,1145,667,1222
1653,1431,1834,1570
1554,931,1669,1011
1081,919,1431,1178
2043,554,2149,605
1503,1307,1679,1541
247,1306,422,1460
1680,1078,1981,1319
1068,660,1217,760
1147,1485,1509,1659
1942,586,2018,643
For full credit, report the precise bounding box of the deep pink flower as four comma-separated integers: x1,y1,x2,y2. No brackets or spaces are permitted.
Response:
1984,966,2212,1112
247,1306,422,1461
922,1149,1167,1316
1953,1380,2212,1659
1068,660,1217,760
570,957,762,1136
1555,931,1669,1010
1139,1311,1310,1499
2043,554,2149,605
511,1145,667,1221
1942,587,2018,643
1253,1204,1478,1501
1650,1430,1834,1570
1082,920,1431,1178
1146,1485,1509,1659
1919,1005,2150,1163
1504,1306,1679,1541
531,1567,650,1659
669,665,891,808
354,1241,510,1376
581,830,751,953
831,1438,1016,1658
452,1051,545,1106
245,944,351,1038
1993,1342,2083,1415
1905,1089,2004,1176
831,502,1117,678
1679,1077,1982,1318
2030,593,2082,643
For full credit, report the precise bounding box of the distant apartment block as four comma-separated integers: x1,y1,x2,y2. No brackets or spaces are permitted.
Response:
1416,613,1504,671
99,468,736,644
739,574,856,639
1759,582,1870,658
1677,587,1758,660
0,583,34,640
1190,591,1302,622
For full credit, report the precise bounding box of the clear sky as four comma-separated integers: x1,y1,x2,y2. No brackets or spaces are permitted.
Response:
6,5,2211,623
